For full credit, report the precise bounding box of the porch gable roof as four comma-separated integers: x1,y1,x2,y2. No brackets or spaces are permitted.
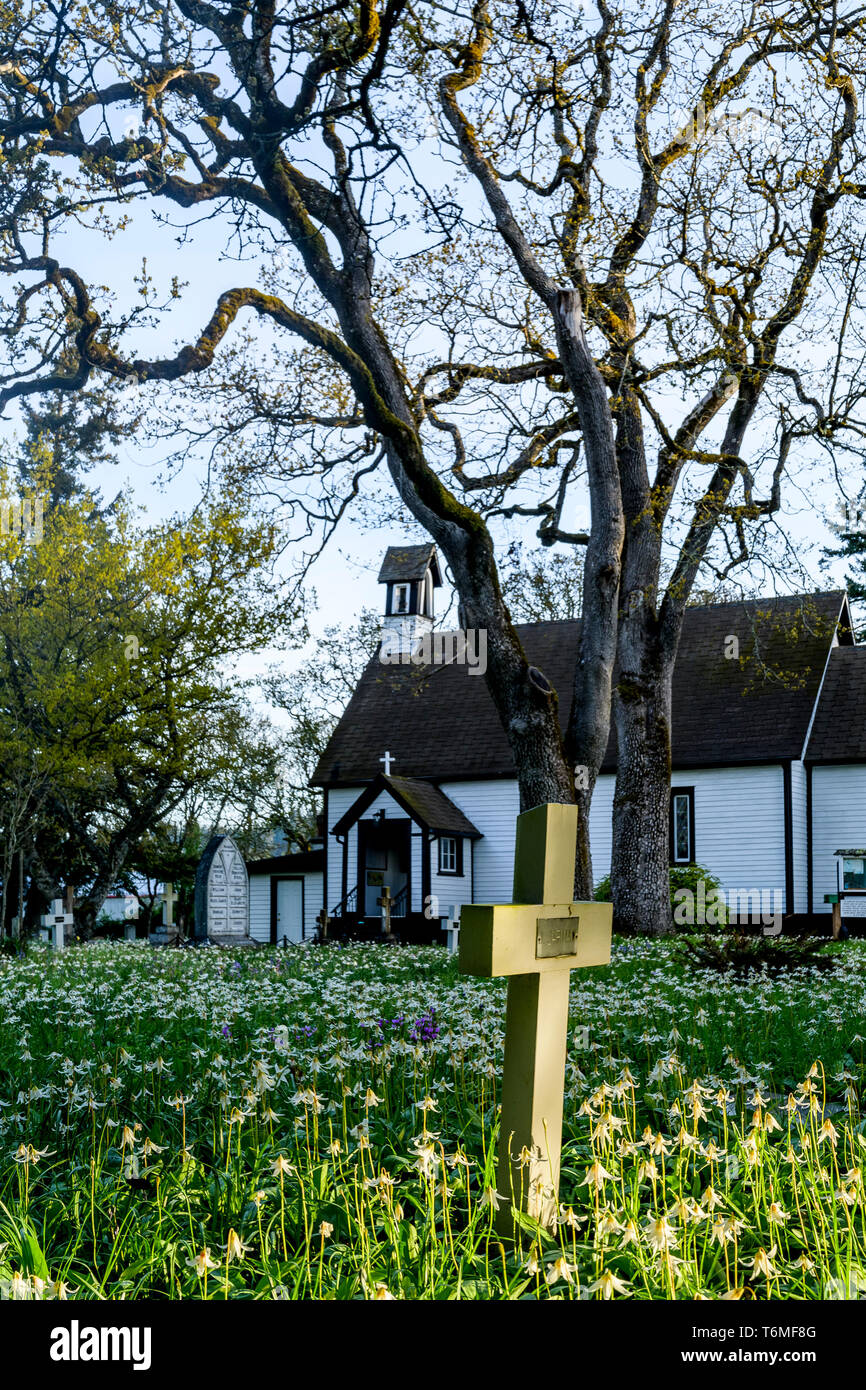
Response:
331,774,481,839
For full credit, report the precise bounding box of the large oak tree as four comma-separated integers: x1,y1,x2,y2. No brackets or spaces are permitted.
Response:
1,1,865,930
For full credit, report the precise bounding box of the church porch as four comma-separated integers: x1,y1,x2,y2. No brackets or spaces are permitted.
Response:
327,772,481,945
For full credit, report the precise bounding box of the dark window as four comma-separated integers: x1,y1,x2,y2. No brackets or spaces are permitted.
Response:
669,789,695,865
438,836,463,875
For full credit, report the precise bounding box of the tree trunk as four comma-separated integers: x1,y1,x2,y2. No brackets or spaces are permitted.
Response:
610,658,674,936
609,385,673,935
555,290,623,900
382,443,576,813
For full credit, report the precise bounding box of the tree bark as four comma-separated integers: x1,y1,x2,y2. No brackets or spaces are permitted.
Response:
610,652,675,936
555,291,623,897
609,387,674,935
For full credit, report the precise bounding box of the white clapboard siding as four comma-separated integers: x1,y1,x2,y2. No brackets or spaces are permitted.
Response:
791,760,808,914
590,766,786,902
326,788,359,912
302,875,323,938
438,781,520,902
430,836,474,914
675,765,786,899
812,765,866,912
249,876,271,943
588,775,616,889
329,763,790,914
248,871,324,943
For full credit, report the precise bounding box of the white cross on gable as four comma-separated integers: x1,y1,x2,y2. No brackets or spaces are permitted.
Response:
379,751,395,776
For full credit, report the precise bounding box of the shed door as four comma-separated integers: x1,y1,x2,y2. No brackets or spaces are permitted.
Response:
276,879,303,943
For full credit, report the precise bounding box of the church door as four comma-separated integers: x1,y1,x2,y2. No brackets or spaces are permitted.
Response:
274,878,303,943
358,819,411,917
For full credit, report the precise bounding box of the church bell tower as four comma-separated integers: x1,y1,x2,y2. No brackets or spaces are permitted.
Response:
378,543,442,655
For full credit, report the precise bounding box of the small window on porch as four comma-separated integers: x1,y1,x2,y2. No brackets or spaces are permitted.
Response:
439,836,461,875
669,789,695,865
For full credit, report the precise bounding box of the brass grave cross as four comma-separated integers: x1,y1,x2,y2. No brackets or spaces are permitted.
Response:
459,802,612,1234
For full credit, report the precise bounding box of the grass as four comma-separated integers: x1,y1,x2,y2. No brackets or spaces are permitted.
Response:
0,935,865,1299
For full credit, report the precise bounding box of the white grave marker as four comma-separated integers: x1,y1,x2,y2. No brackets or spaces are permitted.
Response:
194,835,251,946
123,894,139,941
39,898,73,949
441,904,460,954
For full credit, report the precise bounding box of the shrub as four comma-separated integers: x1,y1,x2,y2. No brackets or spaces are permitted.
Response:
673,931,838,975
593,863,728,927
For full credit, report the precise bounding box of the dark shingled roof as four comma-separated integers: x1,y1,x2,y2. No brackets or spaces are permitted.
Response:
332,775,481,837
805,646,866,762
377,544,442,585
313,592,852,786
246,849,324,876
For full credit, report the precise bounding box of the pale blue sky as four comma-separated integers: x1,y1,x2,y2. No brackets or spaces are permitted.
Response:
0,163,857,699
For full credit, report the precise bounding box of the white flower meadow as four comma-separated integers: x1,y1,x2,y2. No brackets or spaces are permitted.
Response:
0,937,863,1298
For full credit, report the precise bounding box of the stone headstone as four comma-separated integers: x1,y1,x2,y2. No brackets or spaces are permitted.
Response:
149,880,180,946
441,904,460,954
123,894,139,942
194,835,251,946
39,898,73,949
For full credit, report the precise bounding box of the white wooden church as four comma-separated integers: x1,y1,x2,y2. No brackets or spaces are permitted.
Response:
248,543,866,941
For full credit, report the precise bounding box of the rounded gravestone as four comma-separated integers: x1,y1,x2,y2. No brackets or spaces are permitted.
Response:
194,835,252,946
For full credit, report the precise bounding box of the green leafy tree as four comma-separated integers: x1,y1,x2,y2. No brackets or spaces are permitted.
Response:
823,515,866,639
18,385,128,509
0,460,303,934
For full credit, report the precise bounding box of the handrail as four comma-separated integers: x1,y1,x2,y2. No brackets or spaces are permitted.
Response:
331,885,358,918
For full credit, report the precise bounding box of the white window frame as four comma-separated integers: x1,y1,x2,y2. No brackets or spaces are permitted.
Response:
670,790,694,865
439,837,458,874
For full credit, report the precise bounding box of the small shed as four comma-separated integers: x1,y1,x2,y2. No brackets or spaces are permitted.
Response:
246,846,324,944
